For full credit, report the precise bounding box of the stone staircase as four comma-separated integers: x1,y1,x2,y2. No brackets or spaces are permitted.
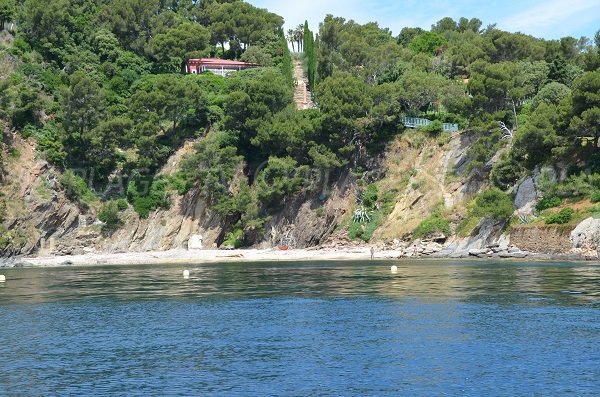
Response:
293,59,314,110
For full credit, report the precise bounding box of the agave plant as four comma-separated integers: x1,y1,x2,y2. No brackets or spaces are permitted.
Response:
352,206,371,223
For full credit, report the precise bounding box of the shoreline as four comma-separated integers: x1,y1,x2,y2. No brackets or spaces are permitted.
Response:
1,247,593,268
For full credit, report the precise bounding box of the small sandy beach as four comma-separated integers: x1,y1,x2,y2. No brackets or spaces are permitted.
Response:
12,248,404,268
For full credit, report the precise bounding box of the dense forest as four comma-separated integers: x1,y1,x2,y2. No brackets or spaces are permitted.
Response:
1,0,600,250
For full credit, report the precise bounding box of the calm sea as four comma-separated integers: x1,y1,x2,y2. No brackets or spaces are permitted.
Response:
0,260,599,396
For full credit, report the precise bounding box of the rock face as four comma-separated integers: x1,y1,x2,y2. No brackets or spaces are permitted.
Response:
0,127,587,260
570,217,600,257
514,176,538,215
0,133,351,257
264,171,355,249
0,136,83,256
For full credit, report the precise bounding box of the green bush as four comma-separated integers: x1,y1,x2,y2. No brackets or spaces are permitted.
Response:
413,215,450,239
127,177,171,218
590,191,600,203
362,184,379,209
60,170,97,208
545,208,574,224
348,222,365,240
98,201,124,235
535,196,562,211
472,188,514,220
490,157,524,190
422,119,444,134
255,156,307,208
222,228,243,248
116,198,128,211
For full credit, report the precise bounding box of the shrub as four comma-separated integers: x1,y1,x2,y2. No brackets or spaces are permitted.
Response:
60,170,97,208
127,177,171,218
98,201,124,235
490,157,524,190
413,215,450,239
591,191,600,203
423,119,444,135
116,198,128,211
535,196,562,211
545,208,574,225
472,188,514,220
362,184,379,209
222,228,243,248
348,222,365,240
255,156,307,208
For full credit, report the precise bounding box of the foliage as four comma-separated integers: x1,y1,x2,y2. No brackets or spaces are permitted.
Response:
3,0,600,248
127,176,172,218
545,208,574,224
98,201,124,235
254,156,307,208
60,170,97,209
541,173,600,198
409,31,447,55
352,207,371,223
116,198,129,211
222,227,243,248
490,155,524,190
472,188,514,220
361,184,379,209
531,82,571,110
412,215,450,239
535,196,562,211
590,191,600,203
0,0,16,30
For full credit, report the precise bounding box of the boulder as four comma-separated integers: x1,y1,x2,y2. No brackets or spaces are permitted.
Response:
513,177,538,214
187,234,203,250
571,217,600,250
468,248,488,256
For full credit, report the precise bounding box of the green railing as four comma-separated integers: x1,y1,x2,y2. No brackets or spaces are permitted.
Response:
402,117,459,132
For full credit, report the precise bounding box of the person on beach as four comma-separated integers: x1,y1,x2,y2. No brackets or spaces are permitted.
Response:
370,246,375,260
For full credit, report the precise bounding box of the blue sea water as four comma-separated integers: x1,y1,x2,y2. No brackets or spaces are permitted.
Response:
0,260,599,396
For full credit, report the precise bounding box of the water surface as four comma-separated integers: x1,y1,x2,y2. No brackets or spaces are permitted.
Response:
1,260,599,396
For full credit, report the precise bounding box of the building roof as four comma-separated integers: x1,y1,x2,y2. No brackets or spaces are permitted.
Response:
186,58,258,67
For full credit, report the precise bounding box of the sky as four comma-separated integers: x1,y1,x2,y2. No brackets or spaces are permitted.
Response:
247,0,600,40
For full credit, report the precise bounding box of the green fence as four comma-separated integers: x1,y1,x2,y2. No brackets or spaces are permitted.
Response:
402,117,459,132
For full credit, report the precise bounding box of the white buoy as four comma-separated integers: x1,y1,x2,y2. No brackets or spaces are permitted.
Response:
390,265,398,273
183,269,190,279
0,275,5,282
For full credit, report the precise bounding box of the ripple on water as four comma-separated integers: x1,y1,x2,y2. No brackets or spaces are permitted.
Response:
0,260,599,396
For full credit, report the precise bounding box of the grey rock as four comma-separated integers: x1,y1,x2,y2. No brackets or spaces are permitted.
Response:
468,248,488,256
571,217,600,249
514,176,538,213
449,251,468,258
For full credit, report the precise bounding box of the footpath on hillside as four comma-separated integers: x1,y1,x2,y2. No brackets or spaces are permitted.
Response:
293,59,314,110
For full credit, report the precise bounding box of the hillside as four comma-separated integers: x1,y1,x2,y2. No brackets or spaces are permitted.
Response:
2,1,600,261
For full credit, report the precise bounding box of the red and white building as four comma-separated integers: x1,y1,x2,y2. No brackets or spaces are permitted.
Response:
184,58,258,77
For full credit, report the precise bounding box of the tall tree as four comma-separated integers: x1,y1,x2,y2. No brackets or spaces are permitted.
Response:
287,28,296,52
0,0,15,30
570,70,600,149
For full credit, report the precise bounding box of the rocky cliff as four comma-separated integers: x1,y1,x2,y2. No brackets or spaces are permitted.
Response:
2,127,599,261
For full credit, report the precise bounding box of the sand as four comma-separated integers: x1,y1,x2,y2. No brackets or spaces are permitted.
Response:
15,248,404,267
